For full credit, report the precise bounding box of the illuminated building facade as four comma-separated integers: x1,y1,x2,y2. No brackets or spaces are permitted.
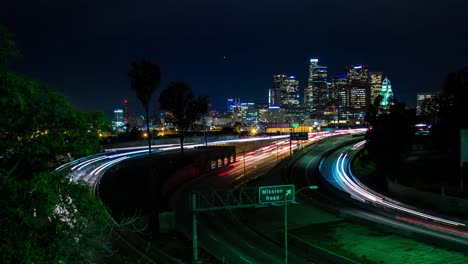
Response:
330,74,347,107
272,75,300,107
113,109,124,130
347,65,370,117
330,74,349,120
227,98,240,112
369,72,383,105
281,76,300,107
245,108,259,125
304,58,328,110
380,77,393,106
270,74,287,106
416,92,439,116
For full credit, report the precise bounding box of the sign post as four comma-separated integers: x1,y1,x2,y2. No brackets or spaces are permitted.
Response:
290,132,308,140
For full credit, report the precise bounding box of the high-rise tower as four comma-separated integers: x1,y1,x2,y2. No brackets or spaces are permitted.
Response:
331,74,348,107
347,65,370,117
380,77,393,106
280,75,300,107
304,58,328,110
271,74,300,107
369,72,383,105
270,74,287,106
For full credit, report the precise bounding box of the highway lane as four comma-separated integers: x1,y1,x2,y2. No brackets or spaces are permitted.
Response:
54,135,313,263
170,144,319,263
317,140,468,250
55,131,351,263
168,131,353,263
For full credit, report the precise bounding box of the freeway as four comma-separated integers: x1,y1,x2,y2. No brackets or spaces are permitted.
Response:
55,133,329,263
55,130,368,263
170,142,316,263
316,139,468,251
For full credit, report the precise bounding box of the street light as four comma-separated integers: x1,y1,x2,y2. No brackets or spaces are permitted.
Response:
284,185,318,264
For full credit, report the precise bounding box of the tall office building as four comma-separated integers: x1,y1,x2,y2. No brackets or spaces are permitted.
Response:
331,74,348,107
280,75,300,107
227,98,240,112
113,109,124,130
330,74,349,121
347,65,370,116
380,77,393,106
270,74,287,106
369,72,383,105
271,74,300,107
304,58,328,110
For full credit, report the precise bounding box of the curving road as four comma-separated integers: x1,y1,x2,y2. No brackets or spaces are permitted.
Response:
317,139,468,250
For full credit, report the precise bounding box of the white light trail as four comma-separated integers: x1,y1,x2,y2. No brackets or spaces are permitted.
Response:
334,153,465,227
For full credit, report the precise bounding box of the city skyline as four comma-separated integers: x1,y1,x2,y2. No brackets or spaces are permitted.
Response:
2,0,467,118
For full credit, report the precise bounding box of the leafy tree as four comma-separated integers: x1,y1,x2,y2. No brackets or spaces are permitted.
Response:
365,100,415,189
0,72,111,170
0,24,21,70
431,68,468,178
365,95,382,128
128,59,161,155
0,169,113,264
0,70,115,263
0,26,115,263
159,81,209,154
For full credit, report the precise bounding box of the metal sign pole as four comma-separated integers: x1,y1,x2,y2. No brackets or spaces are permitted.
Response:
284,193,288,264
192,192,199,263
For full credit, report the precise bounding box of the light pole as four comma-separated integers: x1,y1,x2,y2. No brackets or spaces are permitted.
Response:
284,185,318,264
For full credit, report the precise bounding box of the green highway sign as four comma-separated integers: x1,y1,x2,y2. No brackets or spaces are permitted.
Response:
290,122,299,128
290,132,308,140
259,184,295,204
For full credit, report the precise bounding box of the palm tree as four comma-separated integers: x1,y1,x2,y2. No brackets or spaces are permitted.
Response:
128,59,161,155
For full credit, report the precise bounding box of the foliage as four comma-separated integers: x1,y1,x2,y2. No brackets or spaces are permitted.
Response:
364,95,382,127
365,101,415,183
430,68,468,176
128,59,161,155
0,168,113,264
159,81,209,154
0,24,21,70
0,26,114,263
0,72,110,172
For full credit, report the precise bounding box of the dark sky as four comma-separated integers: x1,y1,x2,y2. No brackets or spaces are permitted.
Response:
2,0,468,118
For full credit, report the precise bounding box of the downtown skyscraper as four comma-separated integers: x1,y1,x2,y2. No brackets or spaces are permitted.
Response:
304,58,328,111
380,77,393,106
369,72,383,105
270,74,300,107
347,65,370,118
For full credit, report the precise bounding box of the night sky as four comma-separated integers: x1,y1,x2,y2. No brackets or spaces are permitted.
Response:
2,0,468,118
